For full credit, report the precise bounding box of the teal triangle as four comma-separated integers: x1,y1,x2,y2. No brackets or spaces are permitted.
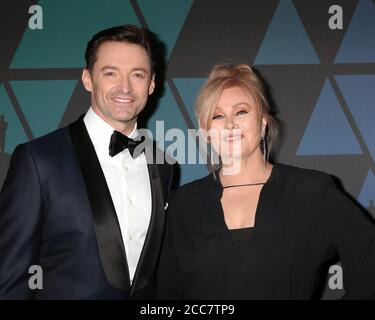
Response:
254,0,320,64
10,80,77,138
0,85,28,153
173,77,206,129
358,169,375,217
335,0,375,63
335,75,375,161
297,80,362,155
137,0,193,58
146,83,208,185
11,0,140,68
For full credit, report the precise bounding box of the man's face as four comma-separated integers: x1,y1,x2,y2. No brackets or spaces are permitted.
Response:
82,41,155,133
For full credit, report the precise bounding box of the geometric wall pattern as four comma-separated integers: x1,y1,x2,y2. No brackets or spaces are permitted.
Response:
0,84,28,153
335,75,375,161
334,0,375,63
255,0,320,64
10,80,77,140
1,0,375,299
296,79,363,156
10,0,141,68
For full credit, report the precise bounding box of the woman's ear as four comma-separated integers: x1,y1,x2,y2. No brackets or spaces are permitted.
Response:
261,117,268,136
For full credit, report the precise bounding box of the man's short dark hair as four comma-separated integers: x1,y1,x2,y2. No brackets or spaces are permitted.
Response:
85,24,155,73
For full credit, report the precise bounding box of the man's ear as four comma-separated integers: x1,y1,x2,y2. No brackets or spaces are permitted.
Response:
148,73,156,95
82,69,93,92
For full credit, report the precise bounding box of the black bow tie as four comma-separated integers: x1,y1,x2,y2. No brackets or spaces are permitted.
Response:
109,130,145,158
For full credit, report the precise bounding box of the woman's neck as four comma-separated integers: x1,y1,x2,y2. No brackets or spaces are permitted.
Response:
220,151,272,185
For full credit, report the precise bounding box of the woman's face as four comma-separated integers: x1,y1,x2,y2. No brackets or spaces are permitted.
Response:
208,86,266,163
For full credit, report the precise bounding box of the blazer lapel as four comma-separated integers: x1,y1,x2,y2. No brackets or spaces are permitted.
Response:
69,116,131,292
130,142,166,296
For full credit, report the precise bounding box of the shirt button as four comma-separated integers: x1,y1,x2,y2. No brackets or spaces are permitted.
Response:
128,235,133,241
129,199,133,206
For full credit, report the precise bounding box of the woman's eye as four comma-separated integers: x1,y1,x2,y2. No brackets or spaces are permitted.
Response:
236,110,248,116
212,114,224,120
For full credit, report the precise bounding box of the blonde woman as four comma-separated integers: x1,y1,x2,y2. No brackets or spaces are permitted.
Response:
157,64,375,299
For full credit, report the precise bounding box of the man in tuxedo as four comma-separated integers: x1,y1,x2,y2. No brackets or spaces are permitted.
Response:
0,25,174,299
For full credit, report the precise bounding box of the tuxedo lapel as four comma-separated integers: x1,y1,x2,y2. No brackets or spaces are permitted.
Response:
130,142,166,296
69,116,131,292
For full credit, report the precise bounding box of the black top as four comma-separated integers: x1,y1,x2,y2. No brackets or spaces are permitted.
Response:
229,227,254,261
157,163,375,299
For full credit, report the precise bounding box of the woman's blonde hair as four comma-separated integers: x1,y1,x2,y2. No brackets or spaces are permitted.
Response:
195,63,278,155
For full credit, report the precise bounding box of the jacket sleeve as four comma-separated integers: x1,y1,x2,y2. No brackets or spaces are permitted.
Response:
0,144,44,299
322,177,375,299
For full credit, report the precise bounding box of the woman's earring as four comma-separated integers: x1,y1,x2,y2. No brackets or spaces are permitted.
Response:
261,134,269,170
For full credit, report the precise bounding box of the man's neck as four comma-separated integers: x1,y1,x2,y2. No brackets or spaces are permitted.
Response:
91,107,137,137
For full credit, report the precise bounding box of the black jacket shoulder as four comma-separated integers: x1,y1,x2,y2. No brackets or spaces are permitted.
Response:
273,163,334,189
10,126,70,164
275,163,332,180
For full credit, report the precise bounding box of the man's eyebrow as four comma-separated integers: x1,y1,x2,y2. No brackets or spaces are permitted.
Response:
100,65,119,72
99,66,149,73
131,67,149,73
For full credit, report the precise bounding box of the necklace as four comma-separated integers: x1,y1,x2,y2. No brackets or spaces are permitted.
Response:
223,182,266,189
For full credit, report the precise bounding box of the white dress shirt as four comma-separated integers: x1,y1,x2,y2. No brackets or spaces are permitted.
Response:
84,108,152,284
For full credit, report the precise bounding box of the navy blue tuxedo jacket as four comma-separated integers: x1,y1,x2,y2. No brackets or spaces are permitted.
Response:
0,116,174,299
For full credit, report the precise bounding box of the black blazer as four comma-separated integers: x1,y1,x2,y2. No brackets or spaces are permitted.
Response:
0,116,174,299
157,163,375,299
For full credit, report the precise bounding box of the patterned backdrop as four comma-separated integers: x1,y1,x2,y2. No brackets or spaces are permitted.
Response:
0,0,374,299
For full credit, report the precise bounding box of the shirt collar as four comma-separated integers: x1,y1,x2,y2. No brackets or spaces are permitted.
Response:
83,107,138,151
